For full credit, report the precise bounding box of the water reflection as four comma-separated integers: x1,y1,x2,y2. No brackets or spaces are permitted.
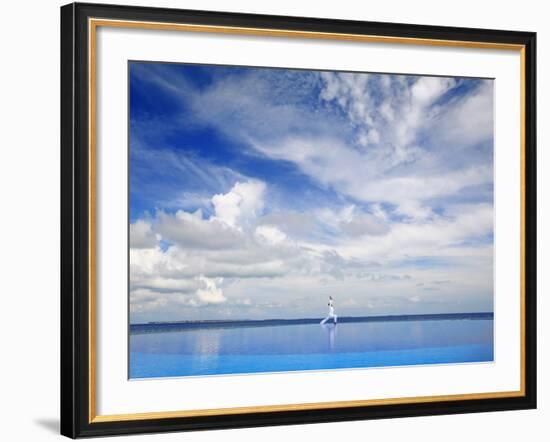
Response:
321,323,337,351
131,319,494,356
130,319,494,378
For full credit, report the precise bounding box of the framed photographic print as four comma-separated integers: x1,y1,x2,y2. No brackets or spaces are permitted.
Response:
60,2,537,438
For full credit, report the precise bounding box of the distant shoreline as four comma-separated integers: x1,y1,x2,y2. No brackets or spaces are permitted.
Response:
130,312,493,334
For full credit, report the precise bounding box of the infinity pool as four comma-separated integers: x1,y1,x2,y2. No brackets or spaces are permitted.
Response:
129,317,493,379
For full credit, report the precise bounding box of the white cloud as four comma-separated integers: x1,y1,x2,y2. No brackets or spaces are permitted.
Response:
254,225,287,245
394,201,434,221
136,67,493,209
316,205,389,237
259,211,316,237
130,288,170,313
340,213,390,237
131,276,201,294
129,276,227,315
212,180,266,228
155,208,244,250
131,138,248,208
128,68,494,322
131,183,493,321
333,202,494,263
195,276,226,304
129,219,158,249
342,164,493,205
249,134,491,206
431,81,494,148
319,73,456,156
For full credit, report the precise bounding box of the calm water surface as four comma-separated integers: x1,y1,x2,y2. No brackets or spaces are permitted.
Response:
130,319,493,378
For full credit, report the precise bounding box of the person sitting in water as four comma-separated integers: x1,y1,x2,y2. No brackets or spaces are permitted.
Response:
320,296,337,324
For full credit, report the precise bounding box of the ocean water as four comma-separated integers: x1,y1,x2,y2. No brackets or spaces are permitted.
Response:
129,317,494,379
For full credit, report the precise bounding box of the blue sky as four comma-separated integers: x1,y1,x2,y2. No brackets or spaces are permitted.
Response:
129,61,494,324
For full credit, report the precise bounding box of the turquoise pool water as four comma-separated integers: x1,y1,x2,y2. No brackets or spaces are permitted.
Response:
129,318,493,379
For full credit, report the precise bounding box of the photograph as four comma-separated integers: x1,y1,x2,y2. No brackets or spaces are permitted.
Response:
128,62,495,379
56,1,537,438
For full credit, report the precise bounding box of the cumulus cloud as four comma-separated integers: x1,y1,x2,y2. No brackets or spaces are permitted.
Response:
195,276,226,304
130,180,492,321
155,209,244,250
212,180,266,228
129,64,494,322
130,276,227,316
259,211,316,238
129,219,158,249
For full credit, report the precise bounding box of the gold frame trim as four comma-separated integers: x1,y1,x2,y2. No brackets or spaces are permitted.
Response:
88,18,527,424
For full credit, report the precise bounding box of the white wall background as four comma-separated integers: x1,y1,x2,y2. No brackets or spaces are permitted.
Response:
0,0,546,440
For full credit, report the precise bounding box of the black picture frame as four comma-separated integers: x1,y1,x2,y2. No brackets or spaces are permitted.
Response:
61,2,536,438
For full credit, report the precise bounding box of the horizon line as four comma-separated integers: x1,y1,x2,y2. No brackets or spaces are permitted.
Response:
130,311,494,327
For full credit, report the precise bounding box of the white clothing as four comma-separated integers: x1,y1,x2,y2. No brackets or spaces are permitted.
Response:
320,299,337,324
